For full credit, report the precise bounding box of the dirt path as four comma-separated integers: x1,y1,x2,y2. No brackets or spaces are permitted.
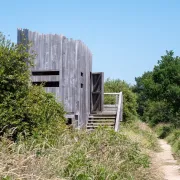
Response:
155,139,180,180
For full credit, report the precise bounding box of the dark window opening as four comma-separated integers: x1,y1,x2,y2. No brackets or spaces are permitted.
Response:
66,118,72,125
81,72,83,76
32,70,59,76
75,115,78,120
32,81,59,87
81,83,83,88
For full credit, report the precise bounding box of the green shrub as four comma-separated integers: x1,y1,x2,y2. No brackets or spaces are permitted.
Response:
154,124,173,139
104,78,137,121
166,129,180,158
142,101,174,127
22,85,66,141
0,32,66,141
0,33,33,103
134,51,180,127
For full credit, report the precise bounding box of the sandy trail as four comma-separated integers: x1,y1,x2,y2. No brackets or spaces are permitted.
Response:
155,139,180,180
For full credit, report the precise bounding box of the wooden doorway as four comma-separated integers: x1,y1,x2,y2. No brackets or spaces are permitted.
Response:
90,72,104,113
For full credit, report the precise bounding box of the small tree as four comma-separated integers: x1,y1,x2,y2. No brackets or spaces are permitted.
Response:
134,51,180,127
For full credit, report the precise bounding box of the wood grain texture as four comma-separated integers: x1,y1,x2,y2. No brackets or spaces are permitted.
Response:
17,29,93,129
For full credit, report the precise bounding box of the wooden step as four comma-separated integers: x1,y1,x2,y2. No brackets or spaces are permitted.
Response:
87,122,114,124
89,116,115,119
87,126,114,128
88,121,115,123
87,123,114,126
90,112,116,116
104,106,118,112
88,120,115,122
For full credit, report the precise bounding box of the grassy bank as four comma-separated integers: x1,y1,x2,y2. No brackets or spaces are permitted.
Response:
155,124,180,160
0,121,161,180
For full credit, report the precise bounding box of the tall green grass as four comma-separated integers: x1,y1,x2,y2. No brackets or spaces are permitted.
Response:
166,129,180,159
0,121,161,180
154,123,180,160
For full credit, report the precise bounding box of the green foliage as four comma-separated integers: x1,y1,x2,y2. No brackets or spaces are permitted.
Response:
0,33,33,102
154,124,173,139
166,129,180,159
0,32,66,141
0,124,158,180
122,121,159,151
153,51,180,110
104,78,137,121
22,85,66,141
134,51,180,127
142,101,174,126
133,71,154,116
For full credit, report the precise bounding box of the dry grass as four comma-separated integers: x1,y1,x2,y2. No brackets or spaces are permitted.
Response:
0,122,162,180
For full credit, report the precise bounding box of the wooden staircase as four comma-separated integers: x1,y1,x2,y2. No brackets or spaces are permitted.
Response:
87,105,117,130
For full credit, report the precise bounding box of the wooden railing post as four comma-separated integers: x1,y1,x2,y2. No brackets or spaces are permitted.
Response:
115,94,118,106
115,92,123,132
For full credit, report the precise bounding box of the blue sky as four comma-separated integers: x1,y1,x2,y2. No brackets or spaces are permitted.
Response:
1,0,180,84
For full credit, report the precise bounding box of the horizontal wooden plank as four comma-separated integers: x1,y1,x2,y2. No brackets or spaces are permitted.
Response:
104,93,120,95
91,111,117,115
89,116,115,119
87,125,114,127
104,104,118,107
88,124,114,125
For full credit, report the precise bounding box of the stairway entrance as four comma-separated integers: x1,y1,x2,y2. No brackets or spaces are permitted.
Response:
88,93,123,131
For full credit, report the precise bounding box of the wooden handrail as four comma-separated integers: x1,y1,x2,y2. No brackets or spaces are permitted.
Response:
114,92,123,132
103,92,123,131
104,93,120,95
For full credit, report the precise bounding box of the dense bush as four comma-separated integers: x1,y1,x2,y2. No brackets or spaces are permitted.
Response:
166,129,180,158
154,124,173,139
0,33,65,141
142,101,174,127
134,51,180,127
104,78,137,121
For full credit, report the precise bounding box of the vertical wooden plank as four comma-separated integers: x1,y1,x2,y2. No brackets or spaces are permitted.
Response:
82,42,86,127
71,40,76,113
59,35,63,102
67,39,71,112
77,40,81,128
49,34,52,94
53,34,58,98
75,40,79,118
62,37,67,110
42,34,45,70
52,34,57,70
85,45,89,126
81,41,86,128
35,32,39,70
101,72,104,111
68,39,72,112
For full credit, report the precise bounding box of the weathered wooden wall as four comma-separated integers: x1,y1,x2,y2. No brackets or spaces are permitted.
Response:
17,29,92,128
